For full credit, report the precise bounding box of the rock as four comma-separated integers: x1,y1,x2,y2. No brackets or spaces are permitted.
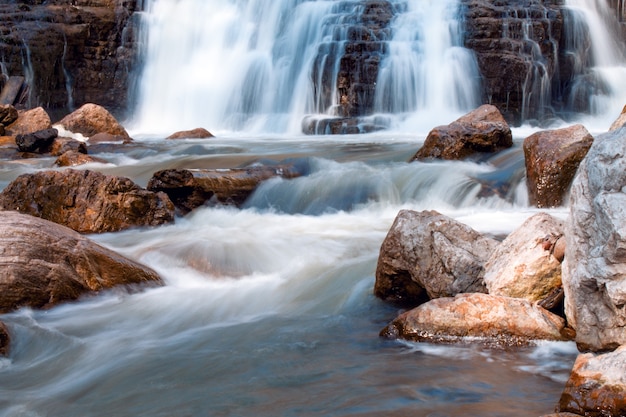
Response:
15,128,58,153
0,321,8,356
4,107,52,137
374,210,499,307
55,103,131,140
411,105,513,161
524,124,594,208
0,104,18,126
380,293,572,347
88,132,131,144
50,137,88,156
562,126,626,352
540,413,584,417
483,213,565,304
166,128,214,139
54,151,107,167
557,345,626,416
147,166,300,214
0,211,163,313
0,169,175,233
609,104,626,131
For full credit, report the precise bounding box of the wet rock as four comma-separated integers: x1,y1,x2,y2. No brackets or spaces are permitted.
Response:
563,126,626,352
88,132,131,144
0,169,175,233
0,322,8,357
15,128,58,153
411,105,513,161
380,293,571,347
55,103,131,141
609,104,626,131
374,210,499,307
147,166,300,214
0,104,18,126
54,151,107,167
557,345,626,416
166,128,214,139
483,213,565,305
0,211,163,313
50,137,88,157
524,124,593,208
5,107,52,137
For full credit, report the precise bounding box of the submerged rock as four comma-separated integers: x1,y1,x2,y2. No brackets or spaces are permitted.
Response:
411,105,513,161
0,169,175,233
374,210,499,307
166,128,214,139
0,211,163,313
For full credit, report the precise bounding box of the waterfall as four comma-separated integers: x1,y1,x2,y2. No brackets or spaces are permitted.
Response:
374,0,480,131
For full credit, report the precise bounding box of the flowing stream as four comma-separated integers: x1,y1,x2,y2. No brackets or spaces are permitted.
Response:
2,0,626,415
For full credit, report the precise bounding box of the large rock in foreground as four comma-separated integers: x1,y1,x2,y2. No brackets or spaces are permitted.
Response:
0,211,162,313
563,126,626,352
0,169,175,233
380,293,571,348
374,210,499,307
412,105,513,161
558,345,626,416
523,124,593,208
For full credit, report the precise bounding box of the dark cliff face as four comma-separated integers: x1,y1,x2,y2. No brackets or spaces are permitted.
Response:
0,0,139,120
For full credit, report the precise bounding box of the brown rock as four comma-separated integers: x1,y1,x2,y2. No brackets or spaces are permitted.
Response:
412,105,513,161
0,169,175,233
54,151,107,167
374,210,499,307
0,211,163,313
56,103,131,141
558,345,626,416
5,107,52,137
50,137,88,156
147,166,300,214
0,104,18,126
0,136,15,147
0,321,8,357
609,104,626,131
381,293,571,347
523,124,593,208
88,132,131,144
166,128,214,139
483,213,565,304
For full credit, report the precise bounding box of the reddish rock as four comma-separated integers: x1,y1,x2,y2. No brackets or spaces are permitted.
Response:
0,169,175,233
609,104,626,131
374,210,499,307
0,211,163,313
166,128,214,139
412,105,513,161
55,103,131,140
558,345,626,416
88,132,131,144
50,137,88,156
147,166,300,214
54,151,107,167
381,293,572,347
5,107,52,137
0,104,18,126
524,124,593,208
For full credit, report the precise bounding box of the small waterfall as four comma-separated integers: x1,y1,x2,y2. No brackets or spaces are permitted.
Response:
374,0,480,130
562,0,626,125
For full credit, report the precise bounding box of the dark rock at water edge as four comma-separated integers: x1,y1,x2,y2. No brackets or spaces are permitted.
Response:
15,128,58,153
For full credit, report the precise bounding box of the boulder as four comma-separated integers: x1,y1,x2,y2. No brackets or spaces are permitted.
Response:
374,210,499,307
0,321,8,356
88,132,131,144
166,128,214,139
0,211,163,313
0,169,175,233
4,107,52,137
483,213,565,304
15,128,58,153
557,345,626,416
380,293,572,347
50,137,88,156
609,104,626,131
411,105,513,161
0,104,18,126
147,166,300,214
523,124,594,208
562,126,626,352
54,151,107,167
55,103,131,141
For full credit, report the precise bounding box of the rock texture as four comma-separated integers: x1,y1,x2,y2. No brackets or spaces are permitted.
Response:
0,0,139,118
4,107,52,137
610,104,626,131
0,322,8,356
374,210,499,307
55,103,131,140
380,293,571,347
166,128,214,140
483,213,565,304
524,124,594,208
0,210,162,313
0,169,175,233
411,105,513,161
558,345,626,416
15,128,58,153
563,126,626,352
